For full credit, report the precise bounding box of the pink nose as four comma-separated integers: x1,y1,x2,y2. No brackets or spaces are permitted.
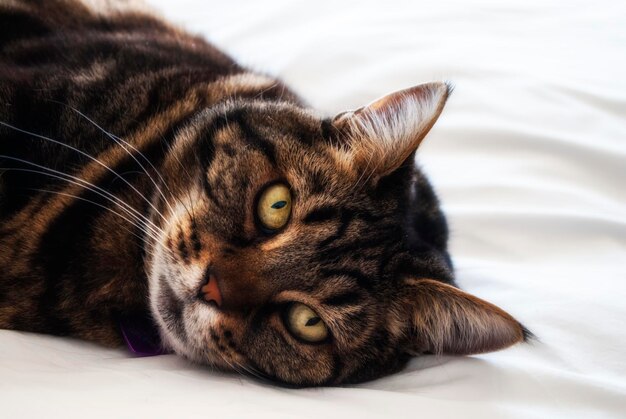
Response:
200,274,222,307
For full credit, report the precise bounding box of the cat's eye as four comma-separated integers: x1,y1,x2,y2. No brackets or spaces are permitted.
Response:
285,303,329,343
257,183,292,231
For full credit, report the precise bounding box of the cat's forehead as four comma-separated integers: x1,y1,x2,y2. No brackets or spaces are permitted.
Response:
191,101,365,194
205,100,324,141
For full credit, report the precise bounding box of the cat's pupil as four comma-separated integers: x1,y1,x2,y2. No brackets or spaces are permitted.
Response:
271,201,287,209
305,317,321,327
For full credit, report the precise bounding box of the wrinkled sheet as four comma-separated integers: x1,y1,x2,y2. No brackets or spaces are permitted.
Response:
2,0,625,417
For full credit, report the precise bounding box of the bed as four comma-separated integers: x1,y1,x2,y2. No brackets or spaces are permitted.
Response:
2,0,625,417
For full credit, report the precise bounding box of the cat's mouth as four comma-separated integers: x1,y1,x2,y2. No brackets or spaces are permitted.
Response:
199,270,222,308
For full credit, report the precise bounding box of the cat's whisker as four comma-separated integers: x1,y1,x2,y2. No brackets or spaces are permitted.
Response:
27,188,162,246
238,362,270,383
92,213,156,255
0,156,164,239
13,187,161,247
0,164,157,236
146,117,199,224
48,101,179,219
210,348,243,378
213,341,269,382
0,120,169,224
228,359,264,383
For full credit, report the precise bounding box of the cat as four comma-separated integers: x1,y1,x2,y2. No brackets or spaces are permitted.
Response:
0,0,529,386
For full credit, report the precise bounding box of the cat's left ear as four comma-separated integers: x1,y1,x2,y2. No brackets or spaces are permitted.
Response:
398,278,528,356
331,82,450,178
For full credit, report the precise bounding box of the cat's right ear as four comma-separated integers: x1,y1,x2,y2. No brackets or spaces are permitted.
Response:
329,82,450,179
397,278,528,356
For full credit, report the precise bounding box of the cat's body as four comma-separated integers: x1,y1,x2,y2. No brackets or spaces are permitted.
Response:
0,0,527,386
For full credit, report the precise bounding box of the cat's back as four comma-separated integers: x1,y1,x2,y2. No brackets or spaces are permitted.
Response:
0,0,242,124
0,0,245,142
0,0,244,216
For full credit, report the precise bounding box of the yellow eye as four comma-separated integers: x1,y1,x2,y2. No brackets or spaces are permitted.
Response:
286,303,329,343
257,183,292,231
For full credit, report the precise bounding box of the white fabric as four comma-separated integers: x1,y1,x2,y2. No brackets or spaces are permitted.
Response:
2,1,625,417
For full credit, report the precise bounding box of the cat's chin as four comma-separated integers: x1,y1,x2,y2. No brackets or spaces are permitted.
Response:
150,284,245,372
157,304,224,364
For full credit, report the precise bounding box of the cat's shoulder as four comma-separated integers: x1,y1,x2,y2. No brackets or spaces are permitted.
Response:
0,0,168,34
0,0,155,16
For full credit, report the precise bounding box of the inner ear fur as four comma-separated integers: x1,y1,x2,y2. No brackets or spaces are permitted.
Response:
401,278,529,356
331,82,450,179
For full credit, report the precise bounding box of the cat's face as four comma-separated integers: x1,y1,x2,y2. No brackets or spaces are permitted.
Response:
146,83,526,386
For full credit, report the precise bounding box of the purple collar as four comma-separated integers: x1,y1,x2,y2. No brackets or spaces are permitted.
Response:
119,314,169,356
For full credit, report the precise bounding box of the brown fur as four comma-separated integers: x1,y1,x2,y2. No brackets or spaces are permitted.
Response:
0,0,529,386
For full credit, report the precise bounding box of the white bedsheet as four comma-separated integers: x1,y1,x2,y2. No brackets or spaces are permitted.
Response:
2,1,625,417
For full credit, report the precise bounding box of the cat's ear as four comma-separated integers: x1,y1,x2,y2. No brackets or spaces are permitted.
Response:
331,82,450,178
398,278,527,356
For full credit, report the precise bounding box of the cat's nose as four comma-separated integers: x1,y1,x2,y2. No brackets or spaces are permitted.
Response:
200,262,273,313
200,271,222,308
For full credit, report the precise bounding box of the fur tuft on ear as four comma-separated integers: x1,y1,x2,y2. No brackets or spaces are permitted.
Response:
332,82,450,178
400,278,528,356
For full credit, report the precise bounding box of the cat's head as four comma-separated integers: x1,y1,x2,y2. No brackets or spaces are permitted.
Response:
146,81,527,386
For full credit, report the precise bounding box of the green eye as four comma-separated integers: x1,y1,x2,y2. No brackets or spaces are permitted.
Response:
286,303,329,343
257,183,292,231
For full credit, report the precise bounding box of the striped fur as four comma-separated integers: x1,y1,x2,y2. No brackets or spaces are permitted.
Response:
0,0,528,386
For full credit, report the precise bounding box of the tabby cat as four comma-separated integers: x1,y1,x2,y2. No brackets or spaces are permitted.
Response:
0,0,529,386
